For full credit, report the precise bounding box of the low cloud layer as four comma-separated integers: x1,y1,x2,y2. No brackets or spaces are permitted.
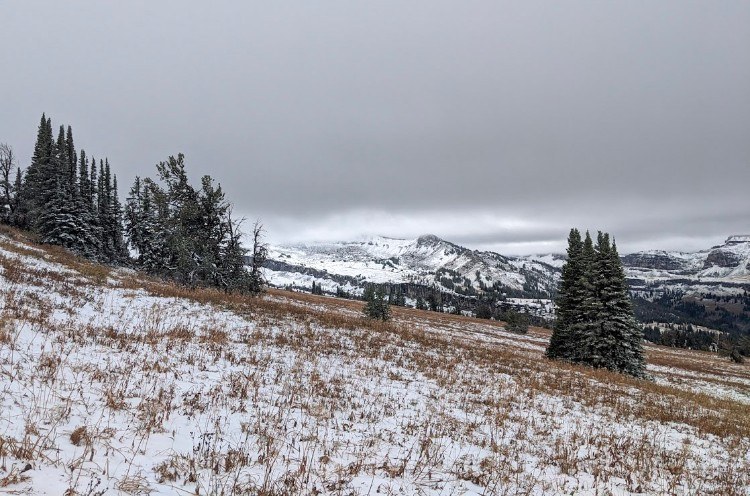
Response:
261,200,747,255
2,1,748,254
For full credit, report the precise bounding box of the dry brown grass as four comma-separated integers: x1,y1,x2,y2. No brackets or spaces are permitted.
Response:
1,228,749,494
69,426,88,447
9,232,747,440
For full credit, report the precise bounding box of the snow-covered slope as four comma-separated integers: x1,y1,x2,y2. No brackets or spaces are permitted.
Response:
1,229,750,495
265,234,561,297
623,235,750,286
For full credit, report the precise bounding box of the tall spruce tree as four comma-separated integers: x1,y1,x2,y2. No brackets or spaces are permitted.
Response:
110,174,127,260
125,176,145,259
11,167,23,226
36,127,69,243
21,114,55,229
602,239,645,376
567,231,599,364
547,229,646,377
78,150,90,204
586,232,614,369
36,125,91,254
65,126,77,186
546,228,583,359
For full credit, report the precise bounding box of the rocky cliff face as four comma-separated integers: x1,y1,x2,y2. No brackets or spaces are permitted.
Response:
703,249,743,269
621,251,688,271
623,235,750,283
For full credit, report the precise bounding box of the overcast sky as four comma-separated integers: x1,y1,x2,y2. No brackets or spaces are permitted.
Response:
2,1,749,254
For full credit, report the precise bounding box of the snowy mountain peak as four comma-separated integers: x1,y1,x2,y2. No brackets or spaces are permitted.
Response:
416,234,443,245
264,234,560,298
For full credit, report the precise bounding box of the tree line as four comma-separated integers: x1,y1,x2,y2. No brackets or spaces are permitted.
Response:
2,114,126,261
0,114,265,294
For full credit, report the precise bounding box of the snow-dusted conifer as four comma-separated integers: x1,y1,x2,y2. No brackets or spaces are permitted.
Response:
131,154,263,293
110,174,127,260
549,228,646,377
603,239,645,376
11,167,23,226
546,228,583,359
363,285,390,321
21,114,55,229
567,231,599,364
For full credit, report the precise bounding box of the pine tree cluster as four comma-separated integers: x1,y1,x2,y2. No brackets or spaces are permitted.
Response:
1,114,265,295
7,114,126,261
546,229,646,377
124,153,265,293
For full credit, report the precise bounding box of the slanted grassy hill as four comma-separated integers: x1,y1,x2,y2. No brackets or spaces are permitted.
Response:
0,225,748,495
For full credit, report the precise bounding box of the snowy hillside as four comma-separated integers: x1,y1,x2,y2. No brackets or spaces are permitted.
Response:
267,234,750,300
622,235,750,307
623,235,750,283
1,227,750,494
265,234,561,298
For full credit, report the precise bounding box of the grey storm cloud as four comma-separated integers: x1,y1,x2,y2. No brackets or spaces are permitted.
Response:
1,1,749,254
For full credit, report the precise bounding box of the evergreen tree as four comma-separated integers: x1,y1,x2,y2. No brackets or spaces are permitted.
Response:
362,284,375,304
11,167,23,226
89,156,98,211
125,154,264,293
504,309,529,334
392,286,406,306
336,286,349,298
567,231,599,363
547,229,646,377
13,115,124,261
110,174,127,259
69,150,100,258
218,214,250,292
586,231,614,369
128,178,164,273
98,160,112,258
65,125,77,186
21,114,55,229
363,285,391,321
475,302,493,319
427,291,442,312
450,300,462,315
247,221,267,294
36,125,92,255
547,228,583,359
601,239,645,376
125,176,145,259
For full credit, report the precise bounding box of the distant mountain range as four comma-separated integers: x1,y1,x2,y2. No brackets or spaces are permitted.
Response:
265,233,750,294
621,236,750,336
262,233,750,332
264,234,564,299
623,235,750,284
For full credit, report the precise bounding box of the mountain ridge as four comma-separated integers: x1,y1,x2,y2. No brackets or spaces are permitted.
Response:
264,233,750,303
265,233,562,299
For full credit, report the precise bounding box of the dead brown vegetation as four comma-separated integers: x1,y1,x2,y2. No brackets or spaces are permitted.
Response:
0,228,748,494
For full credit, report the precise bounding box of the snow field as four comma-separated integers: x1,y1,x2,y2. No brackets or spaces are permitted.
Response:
0,232,749,495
